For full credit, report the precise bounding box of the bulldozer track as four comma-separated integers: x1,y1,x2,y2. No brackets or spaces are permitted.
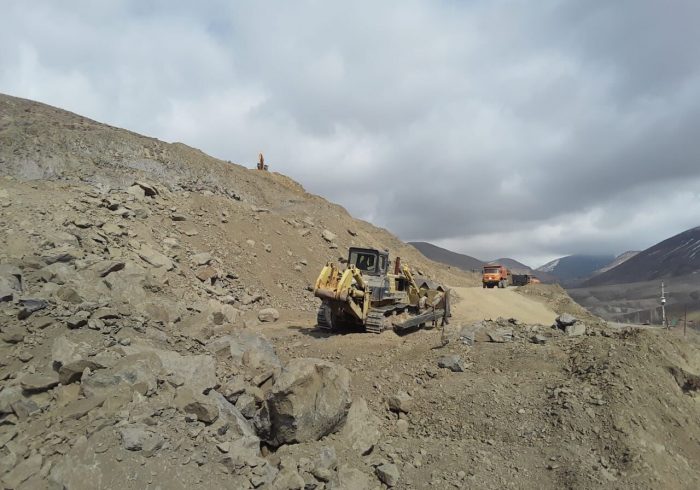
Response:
317,303,334,331
365,309,388,334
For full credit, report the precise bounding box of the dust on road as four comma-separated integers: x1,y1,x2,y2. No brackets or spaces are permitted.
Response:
449,286,558,325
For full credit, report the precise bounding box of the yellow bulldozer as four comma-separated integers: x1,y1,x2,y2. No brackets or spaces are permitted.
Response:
314,247,450,333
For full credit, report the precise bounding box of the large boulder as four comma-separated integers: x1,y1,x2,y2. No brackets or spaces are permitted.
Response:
265,358,351,447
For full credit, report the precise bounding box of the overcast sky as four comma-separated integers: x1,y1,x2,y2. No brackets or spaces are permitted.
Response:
2,0,699,266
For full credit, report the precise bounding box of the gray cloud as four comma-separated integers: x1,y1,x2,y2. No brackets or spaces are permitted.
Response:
2,0,699,267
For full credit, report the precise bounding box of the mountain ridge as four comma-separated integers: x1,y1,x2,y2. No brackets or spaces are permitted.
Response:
583,226,700,287
537,254,615,285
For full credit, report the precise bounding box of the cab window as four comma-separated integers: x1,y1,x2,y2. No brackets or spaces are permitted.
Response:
350,251,377,272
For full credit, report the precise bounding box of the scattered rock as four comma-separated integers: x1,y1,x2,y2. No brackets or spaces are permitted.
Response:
133,181,159,197
565,323,587,336
191,252,213,266
0,325,25,344
460,320,513,344
242,293,264,305
0,269,21,302
270,464,305,489
437,355,465,372
258,307,280,323
81,352,161,397
195,266,218,283
340,397,381,455
138,244,174,270
206,330,281,369
20,373,59,393
122,344,219,393
66,312,90,329
96,260,125,277
120,424,165,457
17,298,48,320
321,229,337,242
175,388,220,424
127,184,146,199
55,394,106,420
556,314,577,328
2,453,43,488
376,463,400,487
55,286,83,304
386,391,413,413
336,466,372,490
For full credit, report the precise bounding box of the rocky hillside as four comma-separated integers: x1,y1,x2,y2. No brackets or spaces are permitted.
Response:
583,226,700,287
591,251,640,276
0,94,472,293
2,93,700,490
0,93,478,489
408,242,483,272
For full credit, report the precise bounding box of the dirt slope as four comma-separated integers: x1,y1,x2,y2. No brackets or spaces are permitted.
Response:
0,92,475,294
264,305,700,490
450,287,557,325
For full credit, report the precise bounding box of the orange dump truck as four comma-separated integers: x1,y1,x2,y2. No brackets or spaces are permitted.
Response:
482,264,511,288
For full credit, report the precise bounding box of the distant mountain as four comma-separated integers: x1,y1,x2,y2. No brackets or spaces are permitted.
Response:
583,226,700,287
487,258,532,273
591,251,640,276
537,254,615,284
409,242,483,271
488,258,557,283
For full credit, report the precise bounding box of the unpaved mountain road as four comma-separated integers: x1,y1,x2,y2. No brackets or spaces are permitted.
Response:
449,286,558,325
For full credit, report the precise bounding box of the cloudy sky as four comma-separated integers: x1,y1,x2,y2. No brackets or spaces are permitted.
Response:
2,0,699,266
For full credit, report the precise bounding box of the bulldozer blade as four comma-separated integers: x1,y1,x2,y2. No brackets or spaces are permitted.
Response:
393,309,445,333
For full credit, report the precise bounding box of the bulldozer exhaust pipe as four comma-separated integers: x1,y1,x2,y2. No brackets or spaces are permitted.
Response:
394,257,401,275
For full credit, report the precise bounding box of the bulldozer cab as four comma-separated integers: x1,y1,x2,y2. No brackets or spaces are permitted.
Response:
348,247,388,276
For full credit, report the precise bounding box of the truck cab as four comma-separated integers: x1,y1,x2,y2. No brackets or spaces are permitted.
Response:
482,264,511,288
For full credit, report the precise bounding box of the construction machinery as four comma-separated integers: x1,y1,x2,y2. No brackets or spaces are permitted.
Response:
482,264,511,288
314,247,450,333
512,274,541,286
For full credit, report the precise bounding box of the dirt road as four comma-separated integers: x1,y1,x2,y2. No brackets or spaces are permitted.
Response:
450,286,558,325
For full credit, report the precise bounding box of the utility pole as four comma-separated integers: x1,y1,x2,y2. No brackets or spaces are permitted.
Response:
661,282,667,329
684,306,688,337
